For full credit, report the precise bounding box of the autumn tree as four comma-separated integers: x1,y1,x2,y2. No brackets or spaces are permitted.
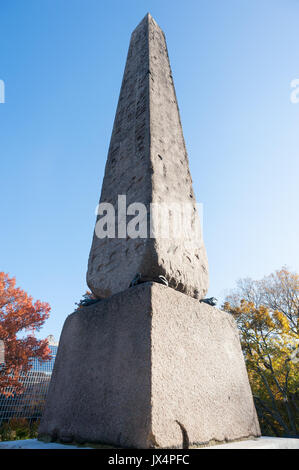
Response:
223,267,299,437
0,272,51,396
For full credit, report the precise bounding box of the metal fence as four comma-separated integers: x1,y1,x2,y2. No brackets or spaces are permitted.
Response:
0,343,57,425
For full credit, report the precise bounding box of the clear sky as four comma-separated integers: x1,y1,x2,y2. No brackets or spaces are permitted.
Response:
1,0,298,341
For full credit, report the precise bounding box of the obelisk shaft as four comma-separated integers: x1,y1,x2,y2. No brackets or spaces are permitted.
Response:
87,13,209,299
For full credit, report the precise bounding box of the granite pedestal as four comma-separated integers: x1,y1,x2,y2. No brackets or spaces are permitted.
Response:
38,283,260,448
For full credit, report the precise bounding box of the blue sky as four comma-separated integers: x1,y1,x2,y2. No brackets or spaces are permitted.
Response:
0,0,298,341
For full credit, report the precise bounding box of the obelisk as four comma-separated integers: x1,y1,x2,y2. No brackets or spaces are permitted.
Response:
38,14,260,448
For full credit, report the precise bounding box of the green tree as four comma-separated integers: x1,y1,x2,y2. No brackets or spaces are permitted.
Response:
223,267,299,437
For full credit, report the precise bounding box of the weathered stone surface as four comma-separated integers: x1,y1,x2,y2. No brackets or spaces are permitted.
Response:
38,284,260,448
87,13,209,300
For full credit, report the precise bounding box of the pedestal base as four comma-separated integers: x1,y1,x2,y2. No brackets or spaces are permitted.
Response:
38,283,260,448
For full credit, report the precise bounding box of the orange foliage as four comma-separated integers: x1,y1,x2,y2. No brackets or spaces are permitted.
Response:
0,272,51,396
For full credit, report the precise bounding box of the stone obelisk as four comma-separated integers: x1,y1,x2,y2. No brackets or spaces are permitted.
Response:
38,14,260,448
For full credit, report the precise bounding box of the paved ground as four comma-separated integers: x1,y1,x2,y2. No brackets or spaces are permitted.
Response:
200,437,299,449
0,439,92,449
0,437,298,449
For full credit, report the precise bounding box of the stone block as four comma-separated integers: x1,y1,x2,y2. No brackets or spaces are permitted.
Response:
38,283,260,448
